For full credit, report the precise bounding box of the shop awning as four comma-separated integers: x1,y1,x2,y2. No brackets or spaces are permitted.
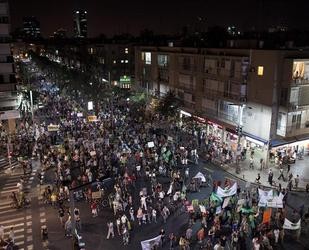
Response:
242,131,268,145
269,138,297,148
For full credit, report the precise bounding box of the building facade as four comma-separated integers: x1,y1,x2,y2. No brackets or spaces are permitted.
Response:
135,46,309,152
73,10,87,38
23,16,41,39
42,42,135,88
0,0,19,132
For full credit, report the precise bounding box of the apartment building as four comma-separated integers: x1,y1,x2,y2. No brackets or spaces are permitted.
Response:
0,0,19,132
135,46,309,152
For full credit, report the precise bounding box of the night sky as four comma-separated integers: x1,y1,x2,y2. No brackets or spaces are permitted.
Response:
9,0,309,37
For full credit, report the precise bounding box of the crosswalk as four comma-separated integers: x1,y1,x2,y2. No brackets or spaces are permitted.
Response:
0,157,19,174
0,162,49,250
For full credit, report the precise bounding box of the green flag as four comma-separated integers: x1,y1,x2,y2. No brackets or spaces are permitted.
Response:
210,192,223,203
241,207,254,214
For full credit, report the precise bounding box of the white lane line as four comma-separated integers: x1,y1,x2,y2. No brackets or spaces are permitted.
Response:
0,204,13,210
203,166,214,173
4,228,25,234
15,240,25,246
2,185,19,191
0,189,19,194
3,223,24,229
0,217,25,225
0,199,13,205
0,208,18,215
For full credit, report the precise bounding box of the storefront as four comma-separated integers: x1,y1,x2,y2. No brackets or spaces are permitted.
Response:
270,138,309,161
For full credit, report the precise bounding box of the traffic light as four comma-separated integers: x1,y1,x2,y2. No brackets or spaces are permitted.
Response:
235,126,242,135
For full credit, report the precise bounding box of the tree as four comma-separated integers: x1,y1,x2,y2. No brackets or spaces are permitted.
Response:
155,91,181,118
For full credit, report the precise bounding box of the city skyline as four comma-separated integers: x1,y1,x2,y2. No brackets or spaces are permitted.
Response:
9,0,309,37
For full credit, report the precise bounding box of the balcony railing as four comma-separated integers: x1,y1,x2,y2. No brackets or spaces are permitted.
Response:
291,78,309,86
203,88,243,102
285,122,309,136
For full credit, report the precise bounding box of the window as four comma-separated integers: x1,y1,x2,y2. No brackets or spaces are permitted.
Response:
125,48,129,54
113,60,116,64
145,52,151,64
121,60,124,63
125,60,128,64
158,55,168,67
257,66,264,76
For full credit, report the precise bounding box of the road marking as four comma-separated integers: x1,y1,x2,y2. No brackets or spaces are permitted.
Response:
0,204,13,210
15,240,25,246
0,188,19,194
3,223,24,229
0,217,25,224
14,234,25,240
203,166,214,173
2,185,19,190
4,228,25,234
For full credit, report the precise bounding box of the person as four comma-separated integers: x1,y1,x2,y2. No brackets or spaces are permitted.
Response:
278,167,285,181
306,183,309,193
214,240,223,250
91,201,98,217
287,164,291,173
116,217,121,235
268,169,273,186
106,221,115,239
249,156,254,169
274,228,280,244
64,216,72,237
255,173,261,184
295,175,299,189
169,233,177,250
41,225,48,241
162,206,170,223
152,208,157,223
185,227,193,242
58,207,65,227
159,228,165,246
179,235,186,250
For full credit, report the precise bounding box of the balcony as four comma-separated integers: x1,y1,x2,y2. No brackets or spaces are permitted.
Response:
285,122,309,137
290,78,309,86
179,84,195,92
203,88,243,102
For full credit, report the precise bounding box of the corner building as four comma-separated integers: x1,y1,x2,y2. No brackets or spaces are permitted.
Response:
135,46,309,158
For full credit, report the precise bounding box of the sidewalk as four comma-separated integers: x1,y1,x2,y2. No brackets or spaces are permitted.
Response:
213,149,309,191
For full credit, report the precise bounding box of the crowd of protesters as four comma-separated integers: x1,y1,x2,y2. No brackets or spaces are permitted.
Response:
2,61,308,250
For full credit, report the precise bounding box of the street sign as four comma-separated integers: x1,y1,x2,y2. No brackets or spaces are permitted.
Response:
47,124,60,132
120,75,131,83
88,116,98,122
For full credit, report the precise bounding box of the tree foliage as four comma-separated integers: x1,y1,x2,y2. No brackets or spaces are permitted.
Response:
156,91,181,118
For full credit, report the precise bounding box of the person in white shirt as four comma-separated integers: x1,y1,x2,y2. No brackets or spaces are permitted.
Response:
106,222,114,239
152,208,157,223
140,195,147,210
274,228,280,244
